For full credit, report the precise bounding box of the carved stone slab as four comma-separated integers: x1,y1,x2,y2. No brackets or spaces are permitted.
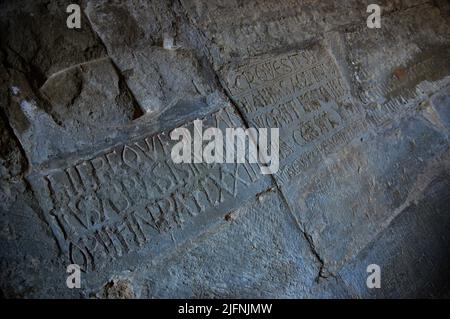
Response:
27,107,272,272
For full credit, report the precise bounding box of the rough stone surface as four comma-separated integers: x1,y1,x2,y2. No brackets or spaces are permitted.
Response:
0,0,449,298
85,0,216,115
0,0,106,87
339,173,450,298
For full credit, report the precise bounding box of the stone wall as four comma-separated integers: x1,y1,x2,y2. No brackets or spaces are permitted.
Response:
0,0,449,298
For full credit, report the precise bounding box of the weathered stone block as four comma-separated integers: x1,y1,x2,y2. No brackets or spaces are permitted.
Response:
3,59,140,167
0,0,106,85
280,114,449,274
85,0,215,115
129,189,319,298
26,107,272,274
343,5,450,128
180,0,430,66
339,174,450,298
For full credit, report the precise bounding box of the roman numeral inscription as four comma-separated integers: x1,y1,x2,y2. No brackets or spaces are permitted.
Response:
221,44,366,183
27,108,270,271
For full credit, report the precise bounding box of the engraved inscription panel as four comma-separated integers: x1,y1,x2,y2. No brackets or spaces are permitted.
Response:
27,108,270,271
222,44,366,183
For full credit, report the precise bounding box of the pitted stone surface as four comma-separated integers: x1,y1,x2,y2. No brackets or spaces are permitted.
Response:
339,173,450,298
0,0,106,86
179,0,430,67
85,0,216,115
123,189,319,298
0,0,449,298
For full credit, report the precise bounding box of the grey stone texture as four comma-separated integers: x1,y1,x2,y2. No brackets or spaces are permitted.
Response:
0,0,449,298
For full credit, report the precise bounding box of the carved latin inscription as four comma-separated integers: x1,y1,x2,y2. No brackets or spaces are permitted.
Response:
28,108,266,270
223,45,365,182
